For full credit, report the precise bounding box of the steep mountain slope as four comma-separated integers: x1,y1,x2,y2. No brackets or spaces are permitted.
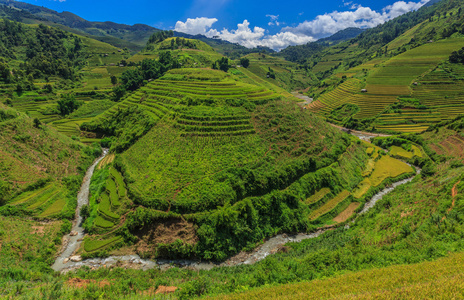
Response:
0,103,100,216
241,53,315,91
305,0,464,133
278,27,365,63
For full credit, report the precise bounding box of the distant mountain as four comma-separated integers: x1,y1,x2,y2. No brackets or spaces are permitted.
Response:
0,0,275,57
276,27,364,63
0,0,160,51
317,27,365,44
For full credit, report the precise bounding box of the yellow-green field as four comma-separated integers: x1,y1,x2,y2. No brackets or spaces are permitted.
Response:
309,190,350,221
211,251,464,300
369,156,414,186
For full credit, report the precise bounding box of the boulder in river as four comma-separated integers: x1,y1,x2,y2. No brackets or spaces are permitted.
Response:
70,231,78,236
63,258,69,264
70,255,82,262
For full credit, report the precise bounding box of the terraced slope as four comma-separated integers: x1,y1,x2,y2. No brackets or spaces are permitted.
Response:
77,68,415,260
242,53,313,92
308,38,464,133
0,105,99,220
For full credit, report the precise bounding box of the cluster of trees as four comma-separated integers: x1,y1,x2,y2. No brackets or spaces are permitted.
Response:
112,51,180,100
0,19,84,89
240,57,250,68
159,37,202,50
212,57,230,72
267,67,276,79
147,30,174,44
450,47,464,64
57,93,81,116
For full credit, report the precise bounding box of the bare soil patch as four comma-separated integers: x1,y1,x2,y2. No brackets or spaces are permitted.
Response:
134,217,197,254
333,202,360,223
30,226,45,235
67,278,111,289
155,285,178,294
449,181,461,213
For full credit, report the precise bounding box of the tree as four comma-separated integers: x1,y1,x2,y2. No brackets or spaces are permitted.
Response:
111,85,126,102
212,57,230,72
111,75,118,85
240,57,250,68
43,84,53,93
81,204,89,220
120,69,143,91
450,47,464,64
422,161,437,177
33,118,41,129
57,94,80,116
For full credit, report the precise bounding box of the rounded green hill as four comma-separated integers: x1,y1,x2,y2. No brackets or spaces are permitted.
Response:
82,68,384,260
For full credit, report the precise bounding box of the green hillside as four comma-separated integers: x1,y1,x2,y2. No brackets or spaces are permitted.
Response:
73,68,416,261
3,0,464,299
242,53,315,92
306,0,464,133
131,37,223,68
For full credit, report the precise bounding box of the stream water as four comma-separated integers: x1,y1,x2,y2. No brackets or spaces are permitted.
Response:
53,139,419,273
52,149,108,272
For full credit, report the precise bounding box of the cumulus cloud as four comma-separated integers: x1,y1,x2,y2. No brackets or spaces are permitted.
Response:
175,17,218,35
285,0,430,39
205,20,313,50
175,0,430,51
384,0,429,18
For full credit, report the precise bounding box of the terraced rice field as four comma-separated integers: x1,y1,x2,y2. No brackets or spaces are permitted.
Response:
429,134,464,160
9,183,68,218
97,73,282,137
390,145,423,159
305,188,331,205
84,236,123,252
333,202,360,223
309,38,464,133
306,79,363,114
309,190,351,221
369,156,414,186
92,168,126,232
374,62,464,132
353,178,371,199
10,96,61,124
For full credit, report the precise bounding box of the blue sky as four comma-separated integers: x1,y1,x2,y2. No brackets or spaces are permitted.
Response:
19,0,431,50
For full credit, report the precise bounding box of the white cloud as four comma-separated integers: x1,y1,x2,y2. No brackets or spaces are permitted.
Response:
285,0,430,39
174,0,430,51
175,17,218,35
205,20,313,51
383,0,429,19
266,14,280,26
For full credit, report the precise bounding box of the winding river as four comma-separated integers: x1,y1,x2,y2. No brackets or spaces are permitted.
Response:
52,149,108,272
53,139,420,273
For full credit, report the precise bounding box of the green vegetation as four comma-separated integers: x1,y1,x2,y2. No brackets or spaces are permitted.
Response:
3,1,464,299
301,0,464,133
